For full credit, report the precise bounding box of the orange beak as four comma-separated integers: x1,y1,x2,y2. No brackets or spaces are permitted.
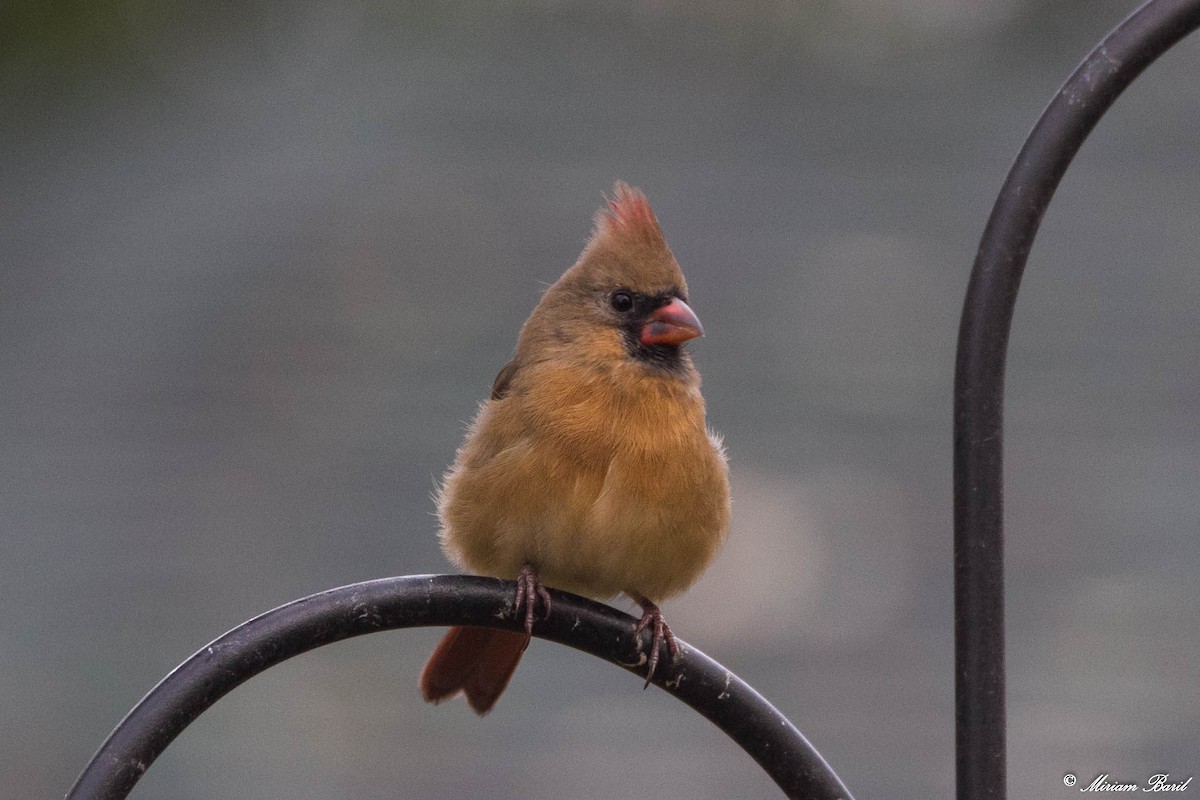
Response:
640,298,704,346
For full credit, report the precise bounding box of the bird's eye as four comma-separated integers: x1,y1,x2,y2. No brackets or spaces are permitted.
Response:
610,291,634,313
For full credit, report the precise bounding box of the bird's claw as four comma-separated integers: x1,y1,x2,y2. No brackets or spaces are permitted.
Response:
634,598,679,688
513,563,551,646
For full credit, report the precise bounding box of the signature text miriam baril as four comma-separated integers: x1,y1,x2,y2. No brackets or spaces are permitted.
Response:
1082,774,1193,792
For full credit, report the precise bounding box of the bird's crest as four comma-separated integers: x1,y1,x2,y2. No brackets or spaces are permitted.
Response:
592,181,665,246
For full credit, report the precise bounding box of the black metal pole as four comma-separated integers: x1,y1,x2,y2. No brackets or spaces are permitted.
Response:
953,1,1200,798
67,575,853,800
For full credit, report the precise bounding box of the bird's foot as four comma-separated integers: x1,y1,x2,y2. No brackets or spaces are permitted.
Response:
513,563,551,646
634,597,680,688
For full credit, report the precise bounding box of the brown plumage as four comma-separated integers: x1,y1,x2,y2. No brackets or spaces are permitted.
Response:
420,182,730,714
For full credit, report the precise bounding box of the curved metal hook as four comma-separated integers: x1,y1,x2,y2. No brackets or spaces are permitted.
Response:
67,575,853,800
954,1,1200,798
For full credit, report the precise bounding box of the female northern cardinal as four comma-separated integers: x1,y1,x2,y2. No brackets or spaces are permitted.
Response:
420,182,730,714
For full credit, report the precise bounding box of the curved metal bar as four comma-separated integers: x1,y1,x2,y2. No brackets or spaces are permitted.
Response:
67,574,853,800
953,1,1200,798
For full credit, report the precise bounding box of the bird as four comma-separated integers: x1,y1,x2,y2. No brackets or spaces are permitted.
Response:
419,182,730,714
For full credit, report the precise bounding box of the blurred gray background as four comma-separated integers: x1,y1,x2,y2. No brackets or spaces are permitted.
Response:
3,1,1198,798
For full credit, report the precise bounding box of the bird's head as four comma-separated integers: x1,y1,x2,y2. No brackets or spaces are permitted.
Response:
518,182,704,375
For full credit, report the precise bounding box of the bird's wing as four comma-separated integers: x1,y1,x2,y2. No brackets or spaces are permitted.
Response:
490,359,519,400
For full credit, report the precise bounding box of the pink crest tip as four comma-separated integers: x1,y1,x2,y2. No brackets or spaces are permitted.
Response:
594,181,664,244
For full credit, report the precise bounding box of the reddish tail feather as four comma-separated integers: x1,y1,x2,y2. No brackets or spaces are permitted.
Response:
419,626,527,715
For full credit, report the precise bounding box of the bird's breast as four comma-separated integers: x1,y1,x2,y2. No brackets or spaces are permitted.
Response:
439,360,729,602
